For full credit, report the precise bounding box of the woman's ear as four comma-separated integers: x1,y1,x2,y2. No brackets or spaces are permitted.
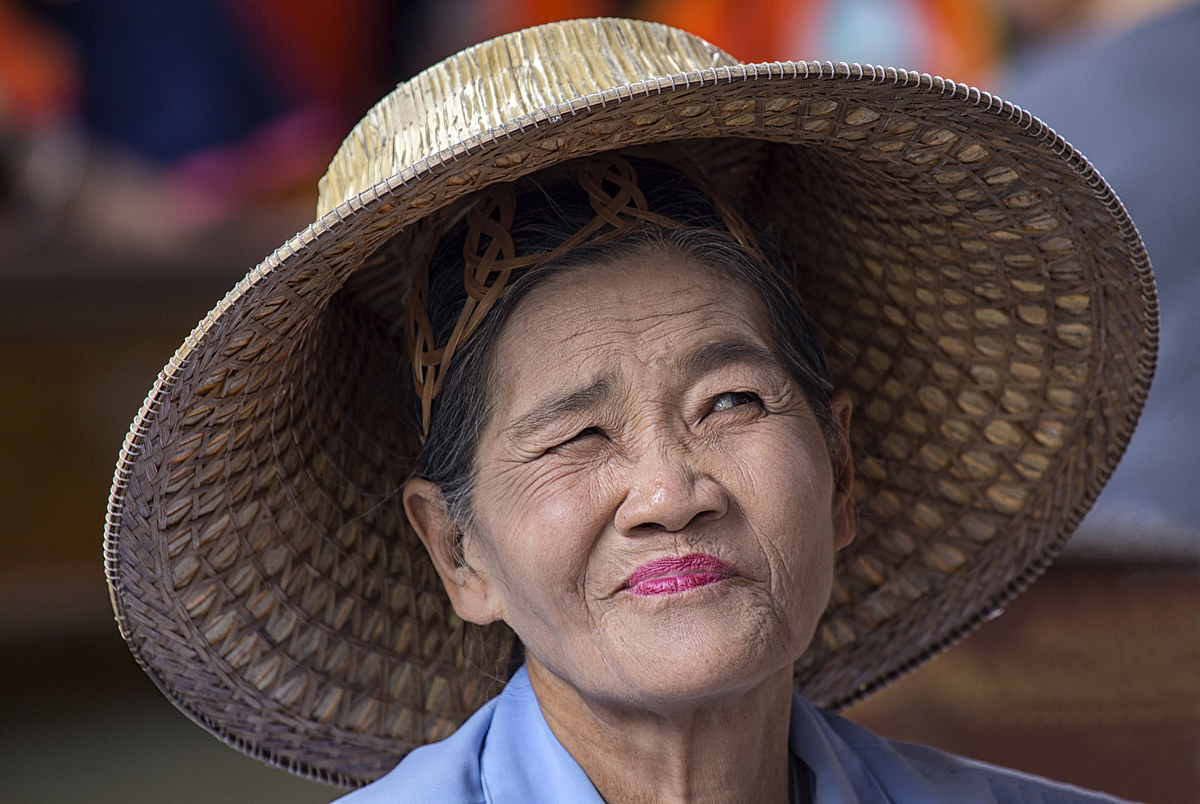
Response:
402,477,505,626
829,390,856,551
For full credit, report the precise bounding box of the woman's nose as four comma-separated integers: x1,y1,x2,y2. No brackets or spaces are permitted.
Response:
613,444,728,535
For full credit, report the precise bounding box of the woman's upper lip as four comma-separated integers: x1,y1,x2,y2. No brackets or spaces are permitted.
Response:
625,553,734,588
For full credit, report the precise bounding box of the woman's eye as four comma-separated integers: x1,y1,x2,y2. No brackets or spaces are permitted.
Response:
710,391,760,413
553,426,603,449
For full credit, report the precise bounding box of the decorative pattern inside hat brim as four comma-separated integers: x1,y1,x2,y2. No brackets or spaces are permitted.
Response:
104,21,1156,789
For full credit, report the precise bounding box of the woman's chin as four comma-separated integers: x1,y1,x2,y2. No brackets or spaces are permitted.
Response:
560,604,809,711
590,649,799,715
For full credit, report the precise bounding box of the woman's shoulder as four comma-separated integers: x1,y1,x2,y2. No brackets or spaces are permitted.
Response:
330,697,499,804
330,666,603,804
800,699,1136,804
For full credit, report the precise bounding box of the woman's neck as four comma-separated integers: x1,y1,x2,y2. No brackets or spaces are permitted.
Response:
526,657,796,804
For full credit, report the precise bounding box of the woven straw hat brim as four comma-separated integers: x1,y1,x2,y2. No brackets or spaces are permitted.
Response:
103,19,1156,787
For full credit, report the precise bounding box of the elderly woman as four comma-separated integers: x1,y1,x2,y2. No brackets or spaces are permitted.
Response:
104,18,1155,804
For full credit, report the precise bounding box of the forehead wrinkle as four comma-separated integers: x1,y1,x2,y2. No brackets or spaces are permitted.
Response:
501,373,616,445
622,300,735,334
578,303,757,376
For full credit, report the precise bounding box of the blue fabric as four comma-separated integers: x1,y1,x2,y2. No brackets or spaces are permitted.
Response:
44,0,284,161
336,666,1129,803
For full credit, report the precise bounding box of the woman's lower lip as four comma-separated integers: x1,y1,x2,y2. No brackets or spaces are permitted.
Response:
629,572,729,597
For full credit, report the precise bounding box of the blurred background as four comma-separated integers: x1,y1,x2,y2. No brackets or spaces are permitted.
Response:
1,0,1196,801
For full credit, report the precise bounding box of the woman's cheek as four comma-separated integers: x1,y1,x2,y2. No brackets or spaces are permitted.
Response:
480,458,615,585
521,456,619,522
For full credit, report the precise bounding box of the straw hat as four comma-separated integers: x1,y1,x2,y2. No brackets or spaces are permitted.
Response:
104,17,1156,788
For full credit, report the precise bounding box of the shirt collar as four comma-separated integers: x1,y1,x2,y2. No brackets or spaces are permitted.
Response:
789,691,890,802
479,666,606,803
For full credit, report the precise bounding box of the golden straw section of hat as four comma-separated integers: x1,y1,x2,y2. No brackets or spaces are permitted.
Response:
317,19,737,218
407,152,771,437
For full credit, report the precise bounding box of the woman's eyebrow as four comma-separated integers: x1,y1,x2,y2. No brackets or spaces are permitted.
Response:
677,339,781,378
502,375,614,443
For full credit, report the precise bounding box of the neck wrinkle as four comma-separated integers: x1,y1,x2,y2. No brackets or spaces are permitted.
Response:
527,656,796,804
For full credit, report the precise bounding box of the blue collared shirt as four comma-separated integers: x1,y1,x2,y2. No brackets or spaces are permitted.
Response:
337,666,1130,803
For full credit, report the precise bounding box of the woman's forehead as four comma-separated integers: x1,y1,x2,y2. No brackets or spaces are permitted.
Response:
487,253,777,404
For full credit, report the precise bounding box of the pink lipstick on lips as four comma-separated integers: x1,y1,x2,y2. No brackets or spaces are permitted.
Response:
626,554,734,597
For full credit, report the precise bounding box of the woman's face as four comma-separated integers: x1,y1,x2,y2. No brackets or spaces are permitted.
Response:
406,248,854,712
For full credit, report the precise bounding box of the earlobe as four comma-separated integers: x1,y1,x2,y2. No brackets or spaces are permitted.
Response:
829,390,856,551
402,477,505,625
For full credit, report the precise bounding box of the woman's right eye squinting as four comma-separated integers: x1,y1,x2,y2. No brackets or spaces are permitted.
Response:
551,426,603,451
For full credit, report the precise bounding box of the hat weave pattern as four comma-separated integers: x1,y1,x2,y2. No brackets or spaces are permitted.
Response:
104,19,1156,787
